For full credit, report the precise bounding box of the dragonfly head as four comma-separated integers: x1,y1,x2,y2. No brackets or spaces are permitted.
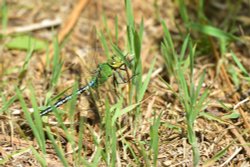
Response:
108,55,124,69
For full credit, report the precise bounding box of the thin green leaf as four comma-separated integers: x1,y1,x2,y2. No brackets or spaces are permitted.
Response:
139,18,144,42
18,42,34,81
188,23,238,40
1,0,8,33
0,94,17,113
112,102,140,125
178,0,189,24
180,34,190,61
200,112,229,125
203,143,232,167
138,142,151,167
138,57,156,101
231,51,249,76
29,85,46,153
194,70,206,102
150,112,162,167
30,147,46,167
5,35,47,51
16,88,45,152
51,37,63,87
125,0,134,28
98,30,110,59
46,127,69,167
161,21,175,51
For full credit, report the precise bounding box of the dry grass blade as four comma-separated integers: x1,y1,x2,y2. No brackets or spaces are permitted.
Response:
209,37,250,156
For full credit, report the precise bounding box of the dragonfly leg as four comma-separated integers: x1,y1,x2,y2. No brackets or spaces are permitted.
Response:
112,72,119,95
112,72,127,100
112,72,118,86
114,68,138,84
114,70,128,84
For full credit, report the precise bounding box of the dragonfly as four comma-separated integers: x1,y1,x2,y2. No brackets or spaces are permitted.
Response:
40,55,129,116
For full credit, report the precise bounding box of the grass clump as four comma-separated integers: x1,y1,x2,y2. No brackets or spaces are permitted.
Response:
161,21,209,166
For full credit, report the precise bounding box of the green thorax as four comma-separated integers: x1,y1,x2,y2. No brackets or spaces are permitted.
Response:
91,63,113,87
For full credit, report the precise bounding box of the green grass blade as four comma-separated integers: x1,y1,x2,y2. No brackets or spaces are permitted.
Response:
228,65,240,88
177,68,189,108
16,88,46,154
139,18,144,43
180,34,190,61
161,20,177,76
46,127,69,167
195,89,209,116
125,0,134,29
138,57,156,101
51,37,63,87
98,30,110,59
125,0,136,54
126,25,135,54
43,86,72,107
0,94,17,114
102,14,113,44
189,42,195,81
133,31,142,93
203,143,232,167
30,147,47,167
199,112,229,124
187,123,200,167
5,35,47,51
112,102,140,126
231,51,249,76
161,21,175,53
68,82,78,127
188,23,238,41
178,0,189,25
91,147,102,166
150,112,162,167
29,85,46,154
138,142,151,167
0,147,36,166
18,41,34,81
1,0,8,33
104,99,111,165
77,117,84,165
197,0,204,19
122,139,140,164
53,109,76,148
194,70,206,103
